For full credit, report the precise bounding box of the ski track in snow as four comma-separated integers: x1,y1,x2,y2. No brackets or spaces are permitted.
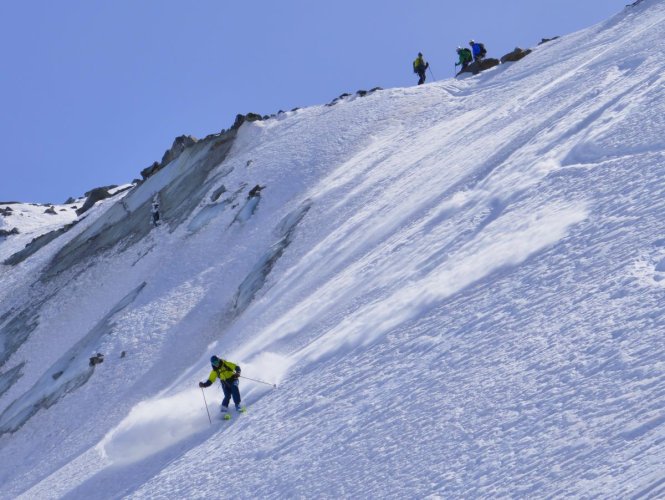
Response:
2,1,665,498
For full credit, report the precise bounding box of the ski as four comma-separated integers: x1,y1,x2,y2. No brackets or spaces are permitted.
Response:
221,406,246,421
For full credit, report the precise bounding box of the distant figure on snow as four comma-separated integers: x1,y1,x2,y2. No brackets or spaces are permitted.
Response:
455,46,473,71
469,40,487,62
199,355,244,415
413,52,429,85
151,194,161,227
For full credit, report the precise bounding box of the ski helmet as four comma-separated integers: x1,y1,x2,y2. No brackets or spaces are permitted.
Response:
210,355,221,368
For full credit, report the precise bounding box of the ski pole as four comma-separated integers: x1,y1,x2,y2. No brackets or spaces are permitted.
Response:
428,66,436,81
201,387,212,424
240,375,277,388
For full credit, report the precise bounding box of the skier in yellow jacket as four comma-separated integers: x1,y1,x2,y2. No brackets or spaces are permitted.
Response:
199,355,243,413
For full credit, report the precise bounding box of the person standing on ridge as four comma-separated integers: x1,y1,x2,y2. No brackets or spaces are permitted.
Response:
413,52,429,85
199,355,244,414
455,46,473,71
469,40,487,62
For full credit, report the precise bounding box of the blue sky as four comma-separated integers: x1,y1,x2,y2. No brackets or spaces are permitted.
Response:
0,0,627,203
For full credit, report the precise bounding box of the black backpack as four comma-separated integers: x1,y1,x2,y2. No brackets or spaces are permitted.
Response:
479,43,487,57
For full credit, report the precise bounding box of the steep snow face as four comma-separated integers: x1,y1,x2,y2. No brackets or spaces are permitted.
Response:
1,1,665,498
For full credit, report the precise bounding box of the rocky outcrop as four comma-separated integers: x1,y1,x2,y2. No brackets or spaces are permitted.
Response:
500,47,532,64
0,228,19,237
230,113,264,131
326,87,383,107
89,353,104,367
44,206,57,215
76,187,114,216
458,58,501,76
140,161,162,180
0,207,13,216
140,135,198,181
248,184,265,199
42,129,239,279
161,135,198,167
327,93,351,106
538,37,560,45
139,123,259,182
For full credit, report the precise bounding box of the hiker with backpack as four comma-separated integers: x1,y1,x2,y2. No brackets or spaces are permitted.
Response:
199,355,244,414
455,46,473,71
469,40,487,62
413,52,429,85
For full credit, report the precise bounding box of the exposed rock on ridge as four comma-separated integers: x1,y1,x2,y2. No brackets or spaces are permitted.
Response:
500,47,533,64
42,128,240,280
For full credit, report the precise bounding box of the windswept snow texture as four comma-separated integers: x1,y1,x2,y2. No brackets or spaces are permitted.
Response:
233,200,312,315
2,2,665,498
0,363,24,399
0,283,146,434
0,304,41,369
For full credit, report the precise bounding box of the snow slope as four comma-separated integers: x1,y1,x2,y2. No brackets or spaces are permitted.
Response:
0,203,78,262
1,1,665,497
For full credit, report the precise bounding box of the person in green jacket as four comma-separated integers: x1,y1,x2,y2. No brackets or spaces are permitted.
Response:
199,355,243,413
455,46,473,71
413,52,429,85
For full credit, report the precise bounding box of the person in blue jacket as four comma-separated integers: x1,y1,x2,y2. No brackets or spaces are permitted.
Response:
199,355,243,413
469,40,487,62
